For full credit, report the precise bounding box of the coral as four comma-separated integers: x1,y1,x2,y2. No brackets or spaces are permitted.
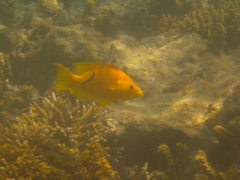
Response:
194,150,216,177
0,52,11,92
157,144,174,174
8,16,56,60
94,10,122,36
193,174,208,180
121,140,237,179
207,85,240,146
84,0,96,14
125,162,168,180
179,0,240,52
0,0,16,25
0,52,38,124
120,0,196,36
0,84,39,124
203,85,240,179
0,92,118,179
1,1,240,179
0,144,70,179
5,14,112,91
40,0,61,10
158,14,179,33
37,0,68,24
156,143,197,179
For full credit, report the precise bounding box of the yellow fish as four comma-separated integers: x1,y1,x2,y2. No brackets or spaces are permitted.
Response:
54,62,144,106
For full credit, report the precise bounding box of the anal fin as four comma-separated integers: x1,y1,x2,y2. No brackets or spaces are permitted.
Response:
97,99,113,107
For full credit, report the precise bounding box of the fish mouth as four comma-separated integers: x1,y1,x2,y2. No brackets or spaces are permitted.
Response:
138,89,144,96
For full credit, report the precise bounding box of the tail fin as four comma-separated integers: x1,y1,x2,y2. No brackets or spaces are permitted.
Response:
53,63,73,92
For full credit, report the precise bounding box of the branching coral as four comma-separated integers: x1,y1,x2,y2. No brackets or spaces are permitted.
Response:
194,150,216,177
122,142,213,179
155,144,234,179
0,92,118,179
204,85,240,179
121,139,240,179
0,0,16,25
0,52,11,91
37,0,68,23
8,16,55,60
157,144,174,175
179,0,240,52
1,0,240,179
0,52,38,124
156,143,197,179
125,162,168,180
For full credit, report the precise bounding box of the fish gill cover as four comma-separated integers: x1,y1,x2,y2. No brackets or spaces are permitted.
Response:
0,0,240,179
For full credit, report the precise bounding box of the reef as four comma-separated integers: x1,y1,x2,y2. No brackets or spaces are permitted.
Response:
0,52,39,124
204,85,240,178
179,0,240,52
0,92,118,179
116,127,240,179
0,0,240,179
0,52,11,92
0,0,16,25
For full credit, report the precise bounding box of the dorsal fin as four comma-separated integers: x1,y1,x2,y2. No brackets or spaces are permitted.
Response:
72,62,119,75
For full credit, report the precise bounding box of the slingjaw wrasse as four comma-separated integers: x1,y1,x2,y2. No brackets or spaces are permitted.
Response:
53,62,144,106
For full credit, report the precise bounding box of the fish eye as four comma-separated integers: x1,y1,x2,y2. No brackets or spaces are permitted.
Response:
129,85,134,90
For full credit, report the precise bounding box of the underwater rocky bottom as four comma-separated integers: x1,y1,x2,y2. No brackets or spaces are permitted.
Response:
0,89,240,180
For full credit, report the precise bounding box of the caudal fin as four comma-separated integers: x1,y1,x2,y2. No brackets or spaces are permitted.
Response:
53,63,73,92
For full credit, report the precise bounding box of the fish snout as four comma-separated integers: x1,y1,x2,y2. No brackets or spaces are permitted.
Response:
136,87,144,97
139,89,144,96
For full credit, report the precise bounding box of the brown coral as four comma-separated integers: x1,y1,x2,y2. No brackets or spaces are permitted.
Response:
179,0,240,52
194,150,216,177
0,92,118,179
0,53,38,124
0,52,11,91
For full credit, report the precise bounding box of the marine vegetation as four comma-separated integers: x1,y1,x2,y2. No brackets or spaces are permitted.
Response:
54,62,144,106
0,92,118,179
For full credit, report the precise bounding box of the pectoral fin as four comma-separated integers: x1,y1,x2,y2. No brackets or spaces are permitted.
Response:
72,71,95,85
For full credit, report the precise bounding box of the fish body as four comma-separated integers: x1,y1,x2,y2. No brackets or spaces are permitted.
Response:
54,62,144,106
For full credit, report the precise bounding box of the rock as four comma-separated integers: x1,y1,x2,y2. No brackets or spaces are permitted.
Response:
110,33,240,136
